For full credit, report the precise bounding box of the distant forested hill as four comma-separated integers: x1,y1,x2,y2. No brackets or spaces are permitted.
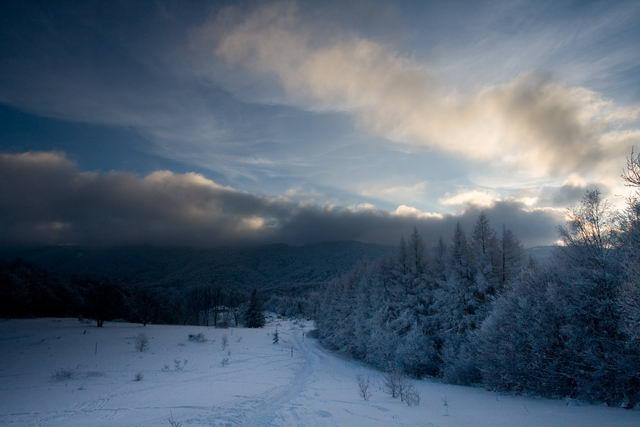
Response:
525,245,555,264
0,242,392,291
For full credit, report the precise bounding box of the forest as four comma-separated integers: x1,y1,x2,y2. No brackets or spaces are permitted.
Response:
0,242,380,326
0,261,259,328
315,151,640,408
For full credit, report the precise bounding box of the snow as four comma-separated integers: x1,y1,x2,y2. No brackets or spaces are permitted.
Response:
1,318,638,426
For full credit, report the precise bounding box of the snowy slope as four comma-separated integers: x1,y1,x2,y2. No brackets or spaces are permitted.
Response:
1,318,638,426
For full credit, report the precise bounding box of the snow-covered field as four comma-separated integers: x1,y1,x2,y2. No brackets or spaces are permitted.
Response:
0,318,638,426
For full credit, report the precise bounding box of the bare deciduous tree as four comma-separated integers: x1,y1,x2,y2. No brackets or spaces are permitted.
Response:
135,333,149,352
382,368,407,399
622,147,640,188
400,383,420,407
221,334,228,350
356,374,371,401
381,366,419,405
167,411,182,427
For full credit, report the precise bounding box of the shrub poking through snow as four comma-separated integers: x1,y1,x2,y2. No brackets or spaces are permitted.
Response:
221,354,230,366
356,374,371,401
133,372,144,382
166,411,182,427
188,333,206,343
400,383,420,407
52,368,75,381
380,365,420,406
135,333,149,352
442,397,450,416
174,359,187,372
221,334,228,350
382,368,408,399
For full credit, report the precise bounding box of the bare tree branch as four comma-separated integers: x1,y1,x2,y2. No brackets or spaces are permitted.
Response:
622,147,640,188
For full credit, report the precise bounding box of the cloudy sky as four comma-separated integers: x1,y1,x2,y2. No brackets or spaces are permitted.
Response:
1,0,639,247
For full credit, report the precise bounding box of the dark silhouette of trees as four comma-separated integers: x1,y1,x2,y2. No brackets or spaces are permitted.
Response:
82,279,126,327
244,289,265,328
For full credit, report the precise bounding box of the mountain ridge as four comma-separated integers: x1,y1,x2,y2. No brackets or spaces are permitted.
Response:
0,241,393,291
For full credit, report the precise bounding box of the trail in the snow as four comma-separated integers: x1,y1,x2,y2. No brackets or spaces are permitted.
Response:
243,323,373,426
238,324,317,427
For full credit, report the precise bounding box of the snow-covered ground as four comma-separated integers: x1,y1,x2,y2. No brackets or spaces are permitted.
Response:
0,318,638,426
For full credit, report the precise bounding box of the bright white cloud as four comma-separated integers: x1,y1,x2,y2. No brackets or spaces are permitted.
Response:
440,190,498,208
392,205,443,219
210,1,640,180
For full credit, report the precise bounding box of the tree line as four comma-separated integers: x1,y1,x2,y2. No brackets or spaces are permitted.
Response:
315,151,640,408
0,262,265,328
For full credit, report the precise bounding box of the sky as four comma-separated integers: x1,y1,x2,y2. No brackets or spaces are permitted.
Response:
1,0,639,247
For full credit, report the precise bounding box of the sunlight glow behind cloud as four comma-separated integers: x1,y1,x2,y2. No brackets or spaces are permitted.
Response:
1,0,639,246
0,152,562,247
211,1,640,180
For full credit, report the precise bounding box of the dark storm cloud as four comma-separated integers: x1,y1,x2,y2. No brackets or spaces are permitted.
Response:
276,200,562,248
0,152,563,247
537,182,608,208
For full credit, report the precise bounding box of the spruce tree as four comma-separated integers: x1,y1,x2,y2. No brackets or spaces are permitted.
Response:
244,289,265,328
499,225,525,289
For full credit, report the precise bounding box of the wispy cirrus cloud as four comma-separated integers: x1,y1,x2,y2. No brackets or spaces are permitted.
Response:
360,181,429,206
208,1,640,179
1,0,639,224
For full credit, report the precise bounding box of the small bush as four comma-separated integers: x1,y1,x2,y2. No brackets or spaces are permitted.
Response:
221,334,228,350
382,368,408,399
188,333,206,343
381,367,419,406
163,359,188,373
174,359,187,372
221,356,230,367
133,372,144,382
135,333,149,352
167,411,182,427
400,383,420,407
356,374,372,401
52,368,75,381
218,315,230,328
